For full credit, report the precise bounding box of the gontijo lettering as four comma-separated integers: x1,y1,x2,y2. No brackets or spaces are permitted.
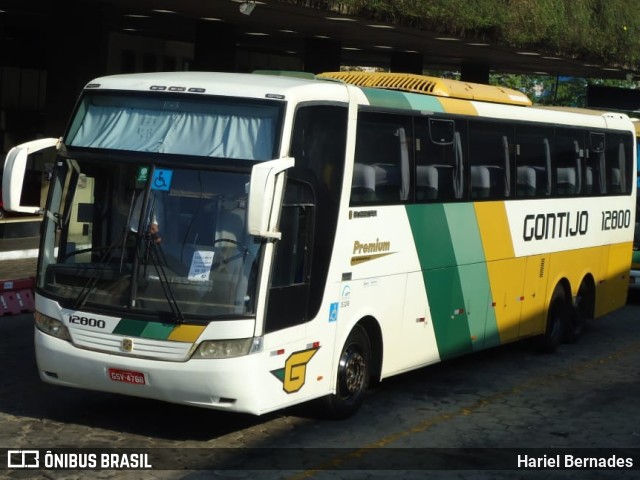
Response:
523,211,588,241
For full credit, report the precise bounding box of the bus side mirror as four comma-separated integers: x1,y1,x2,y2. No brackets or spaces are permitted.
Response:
247,157,295,239
3,138,58,214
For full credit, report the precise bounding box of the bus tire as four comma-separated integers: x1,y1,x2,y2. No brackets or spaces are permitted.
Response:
535,284,568,353
322,325,371,419
564,280,593,343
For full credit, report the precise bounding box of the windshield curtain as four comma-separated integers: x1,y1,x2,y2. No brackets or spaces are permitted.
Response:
39,157,262,320
66,93,282,160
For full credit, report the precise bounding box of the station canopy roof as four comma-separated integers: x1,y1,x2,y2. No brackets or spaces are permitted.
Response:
2,0,638,81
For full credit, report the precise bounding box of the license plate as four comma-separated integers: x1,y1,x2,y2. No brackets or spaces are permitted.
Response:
108,368,146,385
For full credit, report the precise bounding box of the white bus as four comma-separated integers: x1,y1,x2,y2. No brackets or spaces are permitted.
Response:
4,71,635,418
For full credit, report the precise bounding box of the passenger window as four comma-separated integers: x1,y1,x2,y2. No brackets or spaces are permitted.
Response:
351,112,412,205
553,130,584,196
415,117,465,202
586,132,606,195
516,126,553,198
605,132,633,194
468,121,514,200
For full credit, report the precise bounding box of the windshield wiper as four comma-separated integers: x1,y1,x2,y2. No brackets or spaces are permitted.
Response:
134,233,185,323
73,230,129,310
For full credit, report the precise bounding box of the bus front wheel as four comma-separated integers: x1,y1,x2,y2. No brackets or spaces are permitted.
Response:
322,325,371,419
535,284,569,353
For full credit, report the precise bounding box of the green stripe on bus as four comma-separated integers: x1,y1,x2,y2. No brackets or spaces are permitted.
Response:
113,318,147,336
362,88,445,112
406,204,469,358
444,204,499,351
401,92,445,112
406,203,500,357
362,88,413,110
140,322,177,340
113,318,174,340
406,204,457,271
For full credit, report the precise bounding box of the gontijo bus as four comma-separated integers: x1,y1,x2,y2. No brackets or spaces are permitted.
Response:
628,119,640,289
3,71,635,418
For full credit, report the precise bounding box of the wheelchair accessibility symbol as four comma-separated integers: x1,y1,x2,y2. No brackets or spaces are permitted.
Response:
328,302,339,323
151,169,173,191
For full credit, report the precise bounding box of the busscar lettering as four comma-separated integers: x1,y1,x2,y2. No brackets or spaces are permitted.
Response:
351,210,377,218
523,211,588,242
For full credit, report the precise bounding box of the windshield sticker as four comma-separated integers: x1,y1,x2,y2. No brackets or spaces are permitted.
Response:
188,250,215,281
136,166,150,183
151,169,173,191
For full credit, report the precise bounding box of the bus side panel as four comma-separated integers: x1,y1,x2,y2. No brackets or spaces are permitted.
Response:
446,203,495,352
519,254,549,338
485,257,527,343
474,201,535,344
423,266,473,359
398,271,441,371
598,242,633,316
406,203,493,359
457,262,495,351
342,205,440,378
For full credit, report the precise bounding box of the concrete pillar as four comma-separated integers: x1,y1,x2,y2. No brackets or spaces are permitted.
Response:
460,63,490,84
303,38,341,74
193,21,237,72
390,51,424,75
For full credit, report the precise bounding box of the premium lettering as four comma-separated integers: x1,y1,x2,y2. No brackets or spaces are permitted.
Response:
353,239,391,255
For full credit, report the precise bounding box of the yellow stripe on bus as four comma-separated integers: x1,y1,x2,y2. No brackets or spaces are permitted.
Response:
167,324,206,342
438,97,478,116
473,201,514,261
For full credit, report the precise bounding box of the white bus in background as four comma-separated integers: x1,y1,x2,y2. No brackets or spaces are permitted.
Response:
3,71,635,418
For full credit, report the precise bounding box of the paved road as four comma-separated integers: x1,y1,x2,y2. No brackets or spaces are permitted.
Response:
2,293,640,479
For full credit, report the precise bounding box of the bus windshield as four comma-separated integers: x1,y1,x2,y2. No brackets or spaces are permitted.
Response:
38,157,262,320
65,92,282,160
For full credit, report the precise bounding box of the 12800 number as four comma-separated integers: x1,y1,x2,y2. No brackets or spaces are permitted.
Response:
601,209,631,231
68,315,106,328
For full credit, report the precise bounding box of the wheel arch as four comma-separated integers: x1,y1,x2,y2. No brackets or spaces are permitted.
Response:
575,273,596,316
550,276,572,307
355,315,383,383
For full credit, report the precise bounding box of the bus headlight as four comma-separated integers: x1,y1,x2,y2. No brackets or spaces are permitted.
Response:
193,337,262,359
35,312,71,341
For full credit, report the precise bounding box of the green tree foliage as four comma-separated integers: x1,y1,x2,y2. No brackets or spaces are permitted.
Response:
280,0,640,68
489,73,638,107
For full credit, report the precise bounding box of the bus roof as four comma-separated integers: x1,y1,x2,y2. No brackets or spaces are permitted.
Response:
83,71,351,103
317,71,532,106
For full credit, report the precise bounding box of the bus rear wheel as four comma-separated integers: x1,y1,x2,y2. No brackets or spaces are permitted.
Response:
322,325,371,419
535,284,569,353
564,280,593,343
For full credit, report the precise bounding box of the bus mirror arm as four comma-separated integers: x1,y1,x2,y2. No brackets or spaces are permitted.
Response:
3,137,58,214
247,157,295,239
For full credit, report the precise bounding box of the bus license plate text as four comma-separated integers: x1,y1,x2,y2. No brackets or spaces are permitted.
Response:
108,368,145,385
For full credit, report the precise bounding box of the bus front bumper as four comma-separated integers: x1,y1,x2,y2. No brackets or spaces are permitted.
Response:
34,328,266,414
